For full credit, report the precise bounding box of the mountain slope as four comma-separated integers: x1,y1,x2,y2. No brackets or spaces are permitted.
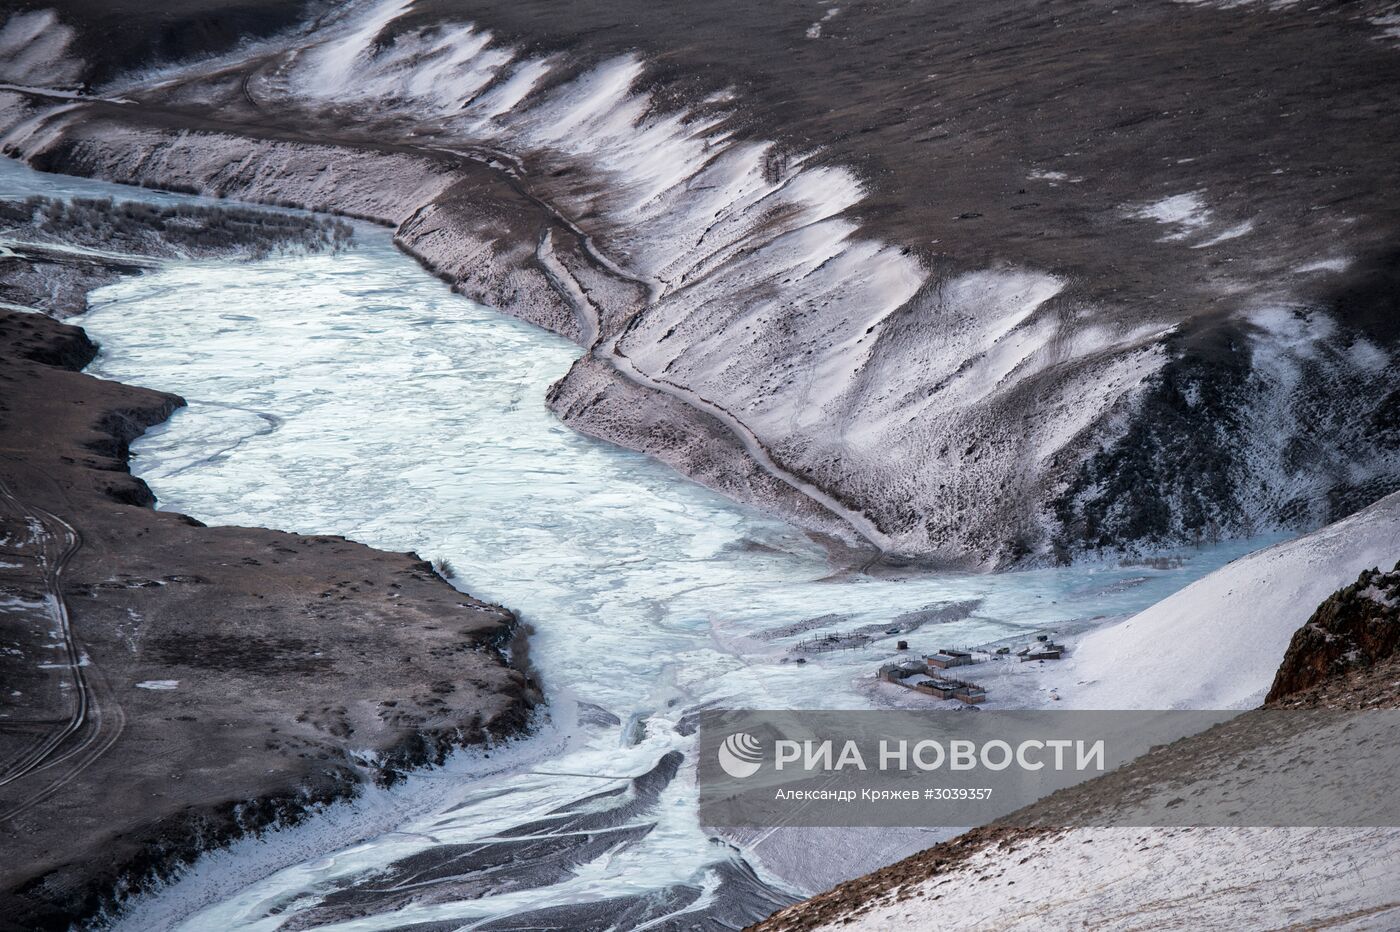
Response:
2,0,1398,562
1055,490,1400,709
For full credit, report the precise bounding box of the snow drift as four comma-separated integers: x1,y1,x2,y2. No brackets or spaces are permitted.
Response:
1061,489,1400,709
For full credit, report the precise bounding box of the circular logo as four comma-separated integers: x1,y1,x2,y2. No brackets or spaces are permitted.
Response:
718,732,763,779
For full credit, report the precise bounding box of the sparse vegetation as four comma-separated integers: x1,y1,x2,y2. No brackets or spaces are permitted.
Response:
431,557,456,580
0,194,353,260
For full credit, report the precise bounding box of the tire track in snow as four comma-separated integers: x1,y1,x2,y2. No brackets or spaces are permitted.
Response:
525,209,893,551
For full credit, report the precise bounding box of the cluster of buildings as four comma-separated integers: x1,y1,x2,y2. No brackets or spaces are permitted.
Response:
877,659,987,704
876,636,1067,704
1017,635,1066,662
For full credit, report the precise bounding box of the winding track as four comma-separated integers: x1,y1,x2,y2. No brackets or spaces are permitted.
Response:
4,51,895,553
0,478,123,822
168,44,891,550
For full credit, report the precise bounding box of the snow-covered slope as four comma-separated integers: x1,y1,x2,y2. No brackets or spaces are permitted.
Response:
770,827,1400,931
0,10,80,87
3,0,1398,562
756,529,1400,930
1060,490,1400,709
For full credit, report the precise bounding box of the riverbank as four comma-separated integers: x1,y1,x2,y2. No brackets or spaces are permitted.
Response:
0,210,538,929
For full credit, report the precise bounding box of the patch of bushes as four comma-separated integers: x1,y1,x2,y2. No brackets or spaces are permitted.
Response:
0,194,353,259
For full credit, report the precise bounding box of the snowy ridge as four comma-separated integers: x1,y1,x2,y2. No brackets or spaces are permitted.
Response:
1060,490,1400,709
788,826,1400,931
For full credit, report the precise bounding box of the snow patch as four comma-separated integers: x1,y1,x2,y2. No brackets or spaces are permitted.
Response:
1130,191,1213,239
806,826,1400,931
807,5,841,38
1173,0,1302,9
1296,256,1352,274
1359,583,1399,608
1374,13,1400,43
1131,192,1257,249
1027,168,1082,183
1192,218,1255,247
0,10,82,87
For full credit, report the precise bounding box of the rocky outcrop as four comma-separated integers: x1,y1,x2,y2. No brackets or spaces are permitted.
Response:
1265,562,1400,704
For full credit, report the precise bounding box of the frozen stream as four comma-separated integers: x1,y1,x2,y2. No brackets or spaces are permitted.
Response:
7,161,1272,929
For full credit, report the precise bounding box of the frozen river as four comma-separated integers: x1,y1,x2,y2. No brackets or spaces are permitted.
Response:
6,160,1271,929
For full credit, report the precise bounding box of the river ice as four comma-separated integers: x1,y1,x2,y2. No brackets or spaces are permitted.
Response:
3,159,1273,928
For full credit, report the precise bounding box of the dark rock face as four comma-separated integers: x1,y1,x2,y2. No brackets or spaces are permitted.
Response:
1052,325,1254,556
0,223,539,928
5,0,320,87
1265,562,1400,704
1053,315,1400,558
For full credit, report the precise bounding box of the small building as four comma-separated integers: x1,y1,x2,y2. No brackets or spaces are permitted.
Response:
905,673,987,704
926,649,975,670
877,661,989,704
878,661,926,683
1018,641,1065,662
877,663,903,683
903,674,955,699
952,681,987,704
